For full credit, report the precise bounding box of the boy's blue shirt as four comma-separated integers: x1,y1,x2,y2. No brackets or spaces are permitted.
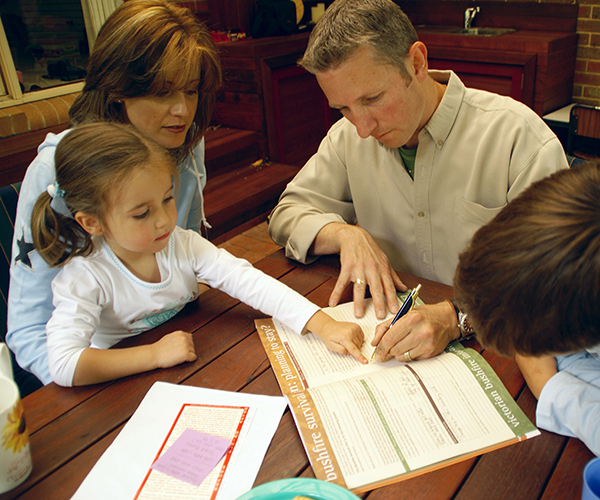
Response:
537,345,600,456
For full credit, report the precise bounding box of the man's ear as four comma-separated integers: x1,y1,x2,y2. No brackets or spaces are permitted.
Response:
408,41,428,82
74,212,103,236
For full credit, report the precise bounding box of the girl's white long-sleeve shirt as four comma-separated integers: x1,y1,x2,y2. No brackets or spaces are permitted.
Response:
47,227,319,386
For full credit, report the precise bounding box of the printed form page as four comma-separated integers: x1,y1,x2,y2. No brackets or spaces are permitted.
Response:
272,296,416,389
306,349,536,490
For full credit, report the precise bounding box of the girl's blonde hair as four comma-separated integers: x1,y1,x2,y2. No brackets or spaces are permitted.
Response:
31,122,178,267
68,0,222,163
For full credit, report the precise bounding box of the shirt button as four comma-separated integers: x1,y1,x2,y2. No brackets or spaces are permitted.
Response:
437,140,443,147
418,211,425,218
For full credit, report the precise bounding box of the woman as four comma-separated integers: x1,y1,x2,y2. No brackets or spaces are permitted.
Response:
7,0,222,388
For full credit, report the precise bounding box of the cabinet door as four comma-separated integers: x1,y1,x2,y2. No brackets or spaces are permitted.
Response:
428,58,536,109
266,64,340,165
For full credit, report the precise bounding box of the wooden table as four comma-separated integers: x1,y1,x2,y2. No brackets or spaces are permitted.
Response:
2,249,594,500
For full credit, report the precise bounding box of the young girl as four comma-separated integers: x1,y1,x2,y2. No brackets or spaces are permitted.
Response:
31,122,367,387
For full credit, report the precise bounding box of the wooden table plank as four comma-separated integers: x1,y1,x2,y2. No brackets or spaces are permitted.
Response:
541,438,594,499
454,389,567,500
364,460,474,500
14,427,121,500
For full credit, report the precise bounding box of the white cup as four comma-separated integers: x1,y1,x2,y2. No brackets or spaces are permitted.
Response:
0,343,33,493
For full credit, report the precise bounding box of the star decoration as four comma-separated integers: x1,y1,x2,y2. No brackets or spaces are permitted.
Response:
15,236,35,271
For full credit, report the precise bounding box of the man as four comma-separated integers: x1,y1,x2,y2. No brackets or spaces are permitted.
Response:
268,0,568,363
454,164,600,456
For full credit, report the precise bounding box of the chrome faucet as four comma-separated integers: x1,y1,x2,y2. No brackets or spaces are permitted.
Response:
464,6,480,29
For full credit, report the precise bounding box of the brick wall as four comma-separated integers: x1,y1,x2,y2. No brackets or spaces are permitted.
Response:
0,93,78,139
576,0,600,106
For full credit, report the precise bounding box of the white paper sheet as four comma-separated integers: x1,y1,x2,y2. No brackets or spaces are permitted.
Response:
72,382,287,500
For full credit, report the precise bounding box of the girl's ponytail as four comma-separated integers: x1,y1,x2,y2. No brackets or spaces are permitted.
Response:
31,187,94,267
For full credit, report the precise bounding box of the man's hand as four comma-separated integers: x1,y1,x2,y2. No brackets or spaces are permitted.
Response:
312,223,406,319
371,300,458,362
515,354,557,399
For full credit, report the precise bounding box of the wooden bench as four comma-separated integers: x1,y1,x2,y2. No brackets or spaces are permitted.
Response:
202,126,300,244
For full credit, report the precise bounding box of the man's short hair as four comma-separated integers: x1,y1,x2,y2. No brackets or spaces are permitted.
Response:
299,0,418,82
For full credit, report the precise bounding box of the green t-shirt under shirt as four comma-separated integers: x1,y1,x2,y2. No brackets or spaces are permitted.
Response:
399,147,417,180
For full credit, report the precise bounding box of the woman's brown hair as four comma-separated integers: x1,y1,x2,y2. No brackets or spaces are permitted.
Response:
68,0,222,163
454,163,600,356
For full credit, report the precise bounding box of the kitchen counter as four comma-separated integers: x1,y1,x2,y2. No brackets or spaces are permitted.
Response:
416,28,578,115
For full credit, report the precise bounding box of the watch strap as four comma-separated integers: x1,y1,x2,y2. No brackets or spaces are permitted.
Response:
448,299,475,341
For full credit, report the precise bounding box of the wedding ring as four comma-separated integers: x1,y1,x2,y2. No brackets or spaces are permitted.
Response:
355,278,366,286
404,350,412,362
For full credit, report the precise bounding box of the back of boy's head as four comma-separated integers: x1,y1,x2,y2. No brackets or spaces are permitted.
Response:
31,121,177,267
454,163,600,357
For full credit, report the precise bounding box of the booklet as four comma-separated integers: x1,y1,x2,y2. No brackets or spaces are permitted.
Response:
254,294,540,494
72,382,287,500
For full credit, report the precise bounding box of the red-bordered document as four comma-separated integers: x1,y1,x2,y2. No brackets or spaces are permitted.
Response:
135,404,248,500
72,382,286,500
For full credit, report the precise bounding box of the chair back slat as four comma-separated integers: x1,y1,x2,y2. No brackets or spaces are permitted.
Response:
0,183,21,343
568,105,600,159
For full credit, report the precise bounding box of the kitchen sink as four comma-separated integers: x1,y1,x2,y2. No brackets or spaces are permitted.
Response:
415,25,516,36
452,27,516,36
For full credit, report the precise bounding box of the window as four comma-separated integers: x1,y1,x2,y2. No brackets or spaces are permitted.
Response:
0,0,123,109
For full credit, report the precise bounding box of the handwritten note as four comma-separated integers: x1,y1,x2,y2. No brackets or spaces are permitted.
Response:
151,429,231,486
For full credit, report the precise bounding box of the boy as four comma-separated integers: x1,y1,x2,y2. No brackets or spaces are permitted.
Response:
454,163,600,456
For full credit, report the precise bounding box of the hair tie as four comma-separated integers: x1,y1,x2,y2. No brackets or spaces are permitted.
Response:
47,181,72,218
47,181,65,199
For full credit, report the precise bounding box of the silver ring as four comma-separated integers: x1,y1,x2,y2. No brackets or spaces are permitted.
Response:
355,278,366,286
404,351,412,362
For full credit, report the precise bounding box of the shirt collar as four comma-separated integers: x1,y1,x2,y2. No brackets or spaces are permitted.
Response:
587,343,600,359
421,70,465,149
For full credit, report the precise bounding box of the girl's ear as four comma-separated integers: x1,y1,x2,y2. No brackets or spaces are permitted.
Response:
74,212,103,236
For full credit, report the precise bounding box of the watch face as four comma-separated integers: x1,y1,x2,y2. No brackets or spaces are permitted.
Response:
459,312,474,335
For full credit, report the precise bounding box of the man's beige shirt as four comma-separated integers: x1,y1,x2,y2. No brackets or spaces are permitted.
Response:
269,71,569,285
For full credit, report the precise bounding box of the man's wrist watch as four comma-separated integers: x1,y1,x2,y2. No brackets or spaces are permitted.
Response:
449,299,475,341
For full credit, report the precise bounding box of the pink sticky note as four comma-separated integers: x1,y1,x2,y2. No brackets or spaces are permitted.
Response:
151,429,232,486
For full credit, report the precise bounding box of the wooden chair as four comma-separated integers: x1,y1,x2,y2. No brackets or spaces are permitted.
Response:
0,183,43,396
567,104,600,161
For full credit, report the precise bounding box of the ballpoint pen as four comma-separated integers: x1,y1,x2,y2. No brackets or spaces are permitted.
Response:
370,283,422,362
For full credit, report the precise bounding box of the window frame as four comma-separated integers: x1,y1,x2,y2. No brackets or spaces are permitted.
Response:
0,0,123,109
